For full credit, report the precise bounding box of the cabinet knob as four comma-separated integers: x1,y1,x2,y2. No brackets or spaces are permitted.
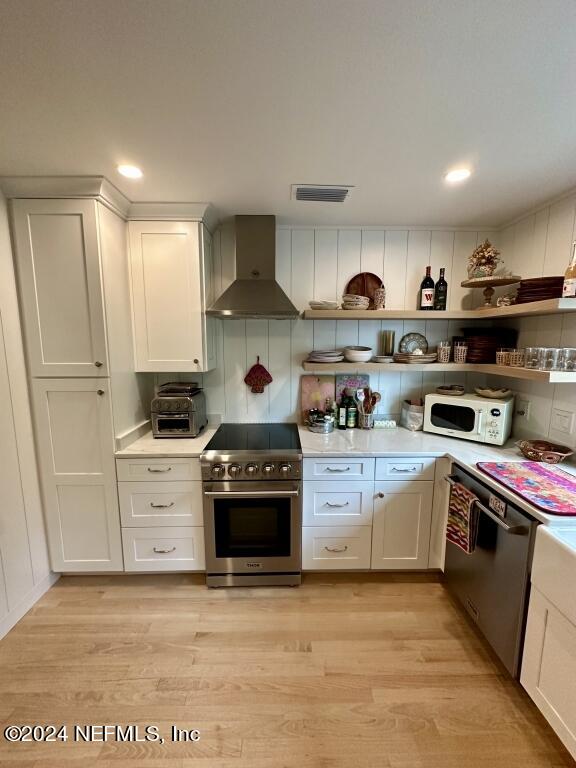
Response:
94,361,103,368
97,389,105,396
193,358,199,365
377,492,385,498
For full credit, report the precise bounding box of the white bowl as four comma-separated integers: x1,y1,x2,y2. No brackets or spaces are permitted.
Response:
344,346,373,363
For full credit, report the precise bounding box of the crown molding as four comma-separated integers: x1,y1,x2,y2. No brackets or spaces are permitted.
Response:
128,202,217,230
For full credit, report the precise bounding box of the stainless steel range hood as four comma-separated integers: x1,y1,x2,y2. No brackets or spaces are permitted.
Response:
206,215,299,319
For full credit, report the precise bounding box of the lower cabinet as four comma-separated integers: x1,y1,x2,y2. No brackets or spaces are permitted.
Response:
371,481,433,569
122,526,205,572
521,587,576,759
302,525,372,570
116,457,205,572
32,378,123,572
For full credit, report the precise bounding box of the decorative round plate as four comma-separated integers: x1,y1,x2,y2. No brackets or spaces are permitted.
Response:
345,273,382,308
399,332,428,353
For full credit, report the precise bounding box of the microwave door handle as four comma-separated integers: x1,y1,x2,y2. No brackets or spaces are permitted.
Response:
475,409,483,435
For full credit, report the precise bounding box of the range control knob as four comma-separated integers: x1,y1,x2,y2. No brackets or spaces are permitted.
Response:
262,463,275,475
245,463,259,476
279,463,292,476
211,464,225,478
228,463,242,478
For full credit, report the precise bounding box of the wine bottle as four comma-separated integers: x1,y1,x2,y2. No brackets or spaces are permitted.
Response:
419,266,435,310
562,242,576,298
433,267,448,310
337,398,347,430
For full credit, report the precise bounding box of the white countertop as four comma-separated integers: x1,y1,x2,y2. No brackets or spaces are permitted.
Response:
116,425,576,526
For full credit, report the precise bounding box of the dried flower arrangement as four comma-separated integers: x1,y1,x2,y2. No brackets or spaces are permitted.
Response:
468,239,501,278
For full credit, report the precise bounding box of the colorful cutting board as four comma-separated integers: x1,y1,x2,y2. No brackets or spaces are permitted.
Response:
300,375,335,422
477,461,576,515
335,373,370,404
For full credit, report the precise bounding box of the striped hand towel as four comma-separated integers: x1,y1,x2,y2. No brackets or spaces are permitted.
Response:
446,482,479,554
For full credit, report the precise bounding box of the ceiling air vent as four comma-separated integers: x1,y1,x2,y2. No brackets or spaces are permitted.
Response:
292,184,353,203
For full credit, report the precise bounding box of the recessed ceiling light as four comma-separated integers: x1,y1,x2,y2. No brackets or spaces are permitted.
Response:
117,164,143,179
445,168,471,183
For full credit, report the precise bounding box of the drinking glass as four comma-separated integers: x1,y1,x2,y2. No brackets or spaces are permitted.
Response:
538,348,562,371
454,341,468,363
524,347,541,369
562,348,576,371
437,341,451,363
496,348,511,366
509,349,525,367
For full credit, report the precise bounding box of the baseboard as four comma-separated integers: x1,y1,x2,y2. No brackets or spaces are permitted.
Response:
0,571,60,641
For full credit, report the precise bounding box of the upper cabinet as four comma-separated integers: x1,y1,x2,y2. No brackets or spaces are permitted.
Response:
11,199,109,377
128,220,217,372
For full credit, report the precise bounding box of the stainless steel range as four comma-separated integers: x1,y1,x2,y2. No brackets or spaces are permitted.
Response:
200,423,302,587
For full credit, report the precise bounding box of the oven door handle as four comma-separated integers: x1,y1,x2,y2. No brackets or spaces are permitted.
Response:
203,490,300,498
444,475,527,535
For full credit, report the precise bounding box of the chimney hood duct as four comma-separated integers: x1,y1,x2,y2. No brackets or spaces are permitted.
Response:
206,215,299,319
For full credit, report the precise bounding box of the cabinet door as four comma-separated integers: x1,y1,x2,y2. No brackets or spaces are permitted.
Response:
521,588,576,759
129,221,212,372
32,379,123,571
371,481,433,569
11,199,108,377
201,226,217,371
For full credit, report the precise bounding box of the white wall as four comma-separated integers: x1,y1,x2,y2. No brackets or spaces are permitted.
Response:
0,190,55,637
202,226,497,422
490,191,576,449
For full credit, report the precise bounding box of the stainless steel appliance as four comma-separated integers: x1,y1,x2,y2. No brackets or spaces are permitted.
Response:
151,382,207,438
201,423,302,587
444,466,539,677
423,392,514,446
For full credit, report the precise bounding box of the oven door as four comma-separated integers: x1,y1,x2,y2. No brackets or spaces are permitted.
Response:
203,481,302,574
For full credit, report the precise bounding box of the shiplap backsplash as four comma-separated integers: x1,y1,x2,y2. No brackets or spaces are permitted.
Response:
201,226,499,423
488,191,576,449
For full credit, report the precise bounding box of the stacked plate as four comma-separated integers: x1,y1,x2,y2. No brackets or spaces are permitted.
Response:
462,328,517,363
306,349,344,363
516,276,564,304
393,352,438,364
309,300,339,310
342,293,370,310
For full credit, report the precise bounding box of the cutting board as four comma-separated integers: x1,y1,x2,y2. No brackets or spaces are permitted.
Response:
335,373,370,404
300,375,335,422
477,461,576,516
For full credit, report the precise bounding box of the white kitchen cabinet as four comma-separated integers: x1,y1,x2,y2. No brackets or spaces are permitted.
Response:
371,480,433,569
302,525,372,570
118,481,203,527
303,481,374,526
128,220,217,372
122,526,205,572
303,457,375,481
11,199,109,377
32,378,123,571
375,456,436,482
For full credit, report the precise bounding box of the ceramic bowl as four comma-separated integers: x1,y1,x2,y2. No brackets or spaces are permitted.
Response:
343,345,372,362
516,439,574,464
474,387,513,399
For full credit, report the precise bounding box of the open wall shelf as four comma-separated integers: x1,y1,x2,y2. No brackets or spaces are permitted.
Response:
302,298,576,321
301,361,576,383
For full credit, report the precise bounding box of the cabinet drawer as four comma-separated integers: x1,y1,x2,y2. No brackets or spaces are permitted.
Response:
303,457,375,481
375,457,435,481
116,458,201,482
122,526,205,572
118,481,203,527
303,481,374,526
302,526,372,570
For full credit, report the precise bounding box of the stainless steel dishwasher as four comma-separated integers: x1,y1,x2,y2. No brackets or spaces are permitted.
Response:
444,464,539,678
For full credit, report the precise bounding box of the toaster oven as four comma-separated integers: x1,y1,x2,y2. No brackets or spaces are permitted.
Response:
151,383,207,438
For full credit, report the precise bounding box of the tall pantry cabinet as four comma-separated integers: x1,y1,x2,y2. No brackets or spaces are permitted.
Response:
11,198,149,572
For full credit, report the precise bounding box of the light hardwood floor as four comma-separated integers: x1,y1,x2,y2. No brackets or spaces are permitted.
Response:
0,573,572,767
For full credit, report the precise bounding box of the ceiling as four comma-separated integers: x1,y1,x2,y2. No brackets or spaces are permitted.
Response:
1,0,575,226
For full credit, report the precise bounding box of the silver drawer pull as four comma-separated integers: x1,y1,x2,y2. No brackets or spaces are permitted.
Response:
324,545,348,553
147,467,172,473
391,467,418,473
153,546,176,554
324,501,350,508
149,501,175,509
325,467,350,473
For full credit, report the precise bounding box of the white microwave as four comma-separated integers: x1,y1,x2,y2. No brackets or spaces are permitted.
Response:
423,393,515,446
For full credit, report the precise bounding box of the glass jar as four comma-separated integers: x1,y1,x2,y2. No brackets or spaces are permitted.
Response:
562,348,576,371
538,348,562,371
524,347,541,369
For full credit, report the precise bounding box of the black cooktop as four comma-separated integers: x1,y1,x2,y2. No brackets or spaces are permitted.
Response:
204,423,301,453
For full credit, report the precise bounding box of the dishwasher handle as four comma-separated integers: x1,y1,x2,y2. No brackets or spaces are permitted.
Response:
444,474,528,536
